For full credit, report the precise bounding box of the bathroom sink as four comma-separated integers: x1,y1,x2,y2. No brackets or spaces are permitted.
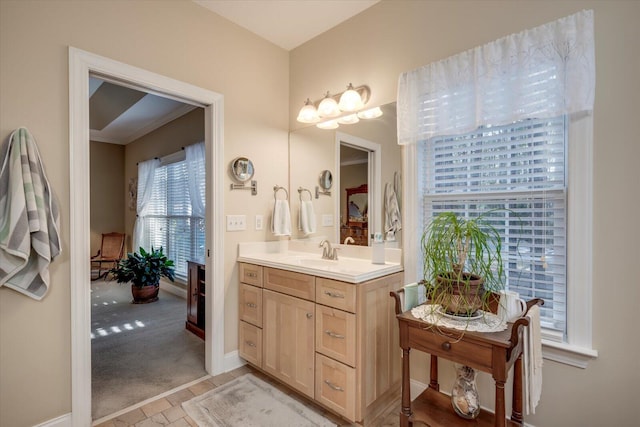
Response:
281,256,339,269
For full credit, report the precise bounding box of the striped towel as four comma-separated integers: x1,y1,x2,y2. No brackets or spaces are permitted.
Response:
0,128,61,300
384,182,402,235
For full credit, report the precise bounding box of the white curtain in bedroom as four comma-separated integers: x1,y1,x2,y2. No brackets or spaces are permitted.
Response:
133,157,159,251
185,141,206,218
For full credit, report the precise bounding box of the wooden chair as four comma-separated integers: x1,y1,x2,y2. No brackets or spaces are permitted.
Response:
91,232,125,280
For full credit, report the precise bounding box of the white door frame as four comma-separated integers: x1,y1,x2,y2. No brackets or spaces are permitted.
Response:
334,132,381,244
69,47,225,426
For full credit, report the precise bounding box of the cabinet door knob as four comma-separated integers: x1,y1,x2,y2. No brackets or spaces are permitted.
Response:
306,313,313,319
324,330,345,339
324,379,344,392
245,341,256,348
324,291,345,299
441,341,452,351
246,302,257,308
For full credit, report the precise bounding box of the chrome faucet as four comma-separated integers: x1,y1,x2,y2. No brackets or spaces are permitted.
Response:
319,239,339,260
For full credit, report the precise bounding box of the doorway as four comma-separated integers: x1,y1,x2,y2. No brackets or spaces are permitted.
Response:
88,76,207,419
69,47,225,426
334,132,381,245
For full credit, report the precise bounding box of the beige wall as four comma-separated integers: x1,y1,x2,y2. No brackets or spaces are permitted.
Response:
290,1,639,426
90,141,125,255
1,0,638,425
0,1,289,426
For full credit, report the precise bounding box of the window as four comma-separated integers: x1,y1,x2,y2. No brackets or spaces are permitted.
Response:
138,152,205,282
419,117,567,338
398,10,596,366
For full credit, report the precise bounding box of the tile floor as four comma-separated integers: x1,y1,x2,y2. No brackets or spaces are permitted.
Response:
94,365,401,427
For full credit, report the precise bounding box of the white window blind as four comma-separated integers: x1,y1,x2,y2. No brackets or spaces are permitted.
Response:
419,117,567,336
139,156,205,282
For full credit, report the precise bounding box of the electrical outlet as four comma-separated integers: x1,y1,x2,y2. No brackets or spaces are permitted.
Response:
255,215,264,230
226,215,247,231
321,214,334,227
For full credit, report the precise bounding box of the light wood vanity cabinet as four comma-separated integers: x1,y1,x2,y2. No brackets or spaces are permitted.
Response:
238,262,402,424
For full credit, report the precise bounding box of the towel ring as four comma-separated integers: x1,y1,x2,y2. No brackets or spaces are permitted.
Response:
273,185,289,201
298,187,313,202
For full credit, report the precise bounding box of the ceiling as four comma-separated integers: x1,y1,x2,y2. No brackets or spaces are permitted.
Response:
193,0,380,51
90,1,380,144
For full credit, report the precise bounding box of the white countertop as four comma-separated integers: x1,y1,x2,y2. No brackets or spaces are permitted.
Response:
237,239,403,284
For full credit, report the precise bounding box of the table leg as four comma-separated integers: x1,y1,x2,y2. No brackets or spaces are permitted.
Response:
429,355,439,391
512,354,524,424
400,348,412,427
494,378,506,427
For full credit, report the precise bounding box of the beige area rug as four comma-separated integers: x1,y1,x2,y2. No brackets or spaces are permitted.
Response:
182,374,337,427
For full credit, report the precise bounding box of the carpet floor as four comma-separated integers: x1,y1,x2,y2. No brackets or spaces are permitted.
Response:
91,280,206,420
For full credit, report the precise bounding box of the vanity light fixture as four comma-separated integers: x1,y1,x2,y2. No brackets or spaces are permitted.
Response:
317,92,341,118
337,114,360,125
316,119,339,130
338,83,364,112
297,84,381,129
296,98,320,123
357,106,383,119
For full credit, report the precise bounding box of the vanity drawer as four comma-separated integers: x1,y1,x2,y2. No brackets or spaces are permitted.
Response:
239,283,262,327
264,267,315,301
239,321,262,367
316,278,356,313
240,263,263,287
316,305,356,367
315,353,356,421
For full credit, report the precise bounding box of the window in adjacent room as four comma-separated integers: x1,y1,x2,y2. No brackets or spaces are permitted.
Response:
136,143,205,282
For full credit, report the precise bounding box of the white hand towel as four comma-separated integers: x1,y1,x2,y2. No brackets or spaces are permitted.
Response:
271,199,292,236
0,128,61,300
299,200,316,235
524,304,543,414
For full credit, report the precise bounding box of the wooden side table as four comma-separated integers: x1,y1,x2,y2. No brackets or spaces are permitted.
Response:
390,291,542,427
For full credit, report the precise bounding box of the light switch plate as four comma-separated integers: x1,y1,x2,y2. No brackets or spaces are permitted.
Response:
255,215,264,230
226,215,247,231
321,214,334,227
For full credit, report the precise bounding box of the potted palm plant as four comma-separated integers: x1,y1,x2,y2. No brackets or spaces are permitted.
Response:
421,211,505,316
110,246,175,303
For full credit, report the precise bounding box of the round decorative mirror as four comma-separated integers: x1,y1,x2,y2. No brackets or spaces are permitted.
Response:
319,170,333,190
230,157,254,183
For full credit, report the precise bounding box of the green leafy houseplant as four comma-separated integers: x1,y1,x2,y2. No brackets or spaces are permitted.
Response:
422,211,505,316
110,247,175,303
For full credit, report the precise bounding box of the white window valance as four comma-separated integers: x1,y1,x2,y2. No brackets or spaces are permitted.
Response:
397,10,595,145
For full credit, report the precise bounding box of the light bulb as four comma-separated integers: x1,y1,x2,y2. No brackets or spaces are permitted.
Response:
357,106,383,119
296,98,320,123
317,92,341,118
337,114,360,125
316,119,339,130
338,83,364,112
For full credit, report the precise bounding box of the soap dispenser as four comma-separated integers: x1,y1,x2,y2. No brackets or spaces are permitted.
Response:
371,232,385,265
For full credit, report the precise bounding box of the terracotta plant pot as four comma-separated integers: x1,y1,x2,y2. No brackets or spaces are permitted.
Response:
436,272,484,315
131,283,159,304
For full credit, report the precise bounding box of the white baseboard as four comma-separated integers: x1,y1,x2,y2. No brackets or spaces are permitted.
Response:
34,413,71,427
223,349,246,372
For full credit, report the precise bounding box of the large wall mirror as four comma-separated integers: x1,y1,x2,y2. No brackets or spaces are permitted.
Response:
289,103,401,246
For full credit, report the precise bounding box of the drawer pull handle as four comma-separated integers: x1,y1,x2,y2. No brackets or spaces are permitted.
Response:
324,380,344,392
324,291,344,299
306,313,313,319
441,342,451,351
246,302,257,308
325,330,345,339
245,341,256,348
246,272,257,278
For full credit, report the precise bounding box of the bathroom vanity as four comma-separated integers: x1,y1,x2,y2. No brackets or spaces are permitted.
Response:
237,241,403,424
